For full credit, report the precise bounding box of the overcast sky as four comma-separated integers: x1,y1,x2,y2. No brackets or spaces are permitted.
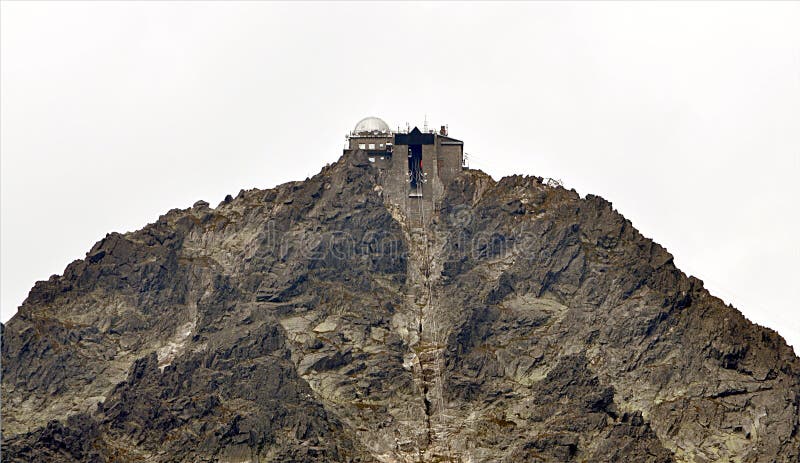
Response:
2,2,798,353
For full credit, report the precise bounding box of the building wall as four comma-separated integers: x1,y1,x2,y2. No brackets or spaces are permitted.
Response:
346,135,392,151
421,143,437,202
376,143,409,217
436,143,463,184
366,152,392,170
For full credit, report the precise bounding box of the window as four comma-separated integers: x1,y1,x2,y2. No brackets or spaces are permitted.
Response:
379,143,385,149
368,143,376,149
358,143,366,150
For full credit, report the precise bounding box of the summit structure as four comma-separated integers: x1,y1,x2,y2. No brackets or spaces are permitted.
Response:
345,116,464,225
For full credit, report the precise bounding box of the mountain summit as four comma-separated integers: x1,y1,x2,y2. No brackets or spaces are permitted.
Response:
3,121,798,462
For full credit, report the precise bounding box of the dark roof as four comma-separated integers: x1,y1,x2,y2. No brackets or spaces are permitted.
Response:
439,135,463,144
394,127,435,145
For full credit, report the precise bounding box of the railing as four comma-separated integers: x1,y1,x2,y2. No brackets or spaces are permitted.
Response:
543,177,564,188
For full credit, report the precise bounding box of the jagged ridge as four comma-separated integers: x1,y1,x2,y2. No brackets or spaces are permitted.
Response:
2,151,798,462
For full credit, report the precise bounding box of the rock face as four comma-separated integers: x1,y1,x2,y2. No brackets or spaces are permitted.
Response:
2,149,799,462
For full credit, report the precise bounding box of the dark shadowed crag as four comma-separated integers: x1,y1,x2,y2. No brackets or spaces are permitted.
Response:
3,118,798,462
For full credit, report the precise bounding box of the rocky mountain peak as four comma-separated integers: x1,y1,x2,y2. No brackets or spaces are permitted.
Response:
2,148,798,462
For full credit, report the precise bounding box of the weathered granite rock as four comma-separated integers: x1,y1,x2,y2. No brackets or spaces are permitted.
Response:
2,151,798,462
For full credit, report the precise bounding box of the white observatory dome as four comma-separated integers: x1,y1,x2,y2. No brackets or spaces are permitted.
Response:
353,117,391,135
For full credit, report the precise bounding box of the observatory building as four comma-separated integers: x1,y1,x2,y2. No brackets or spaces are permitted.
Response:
344,116,464,224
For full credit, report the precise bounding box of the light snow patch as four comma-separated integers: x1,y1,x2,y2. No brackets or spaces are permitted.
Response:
157,318,196,371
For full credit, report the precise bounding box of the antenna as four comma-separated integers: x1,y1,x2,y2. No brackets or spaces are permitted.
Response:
423,114,428,133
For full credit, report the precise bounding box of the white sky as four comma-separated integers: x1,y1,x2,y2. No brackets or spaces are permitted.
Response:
2,2,798,354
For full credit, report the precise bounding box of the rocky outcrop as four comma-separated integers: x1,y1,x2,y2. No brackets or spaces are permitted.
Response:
2,150,798,462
